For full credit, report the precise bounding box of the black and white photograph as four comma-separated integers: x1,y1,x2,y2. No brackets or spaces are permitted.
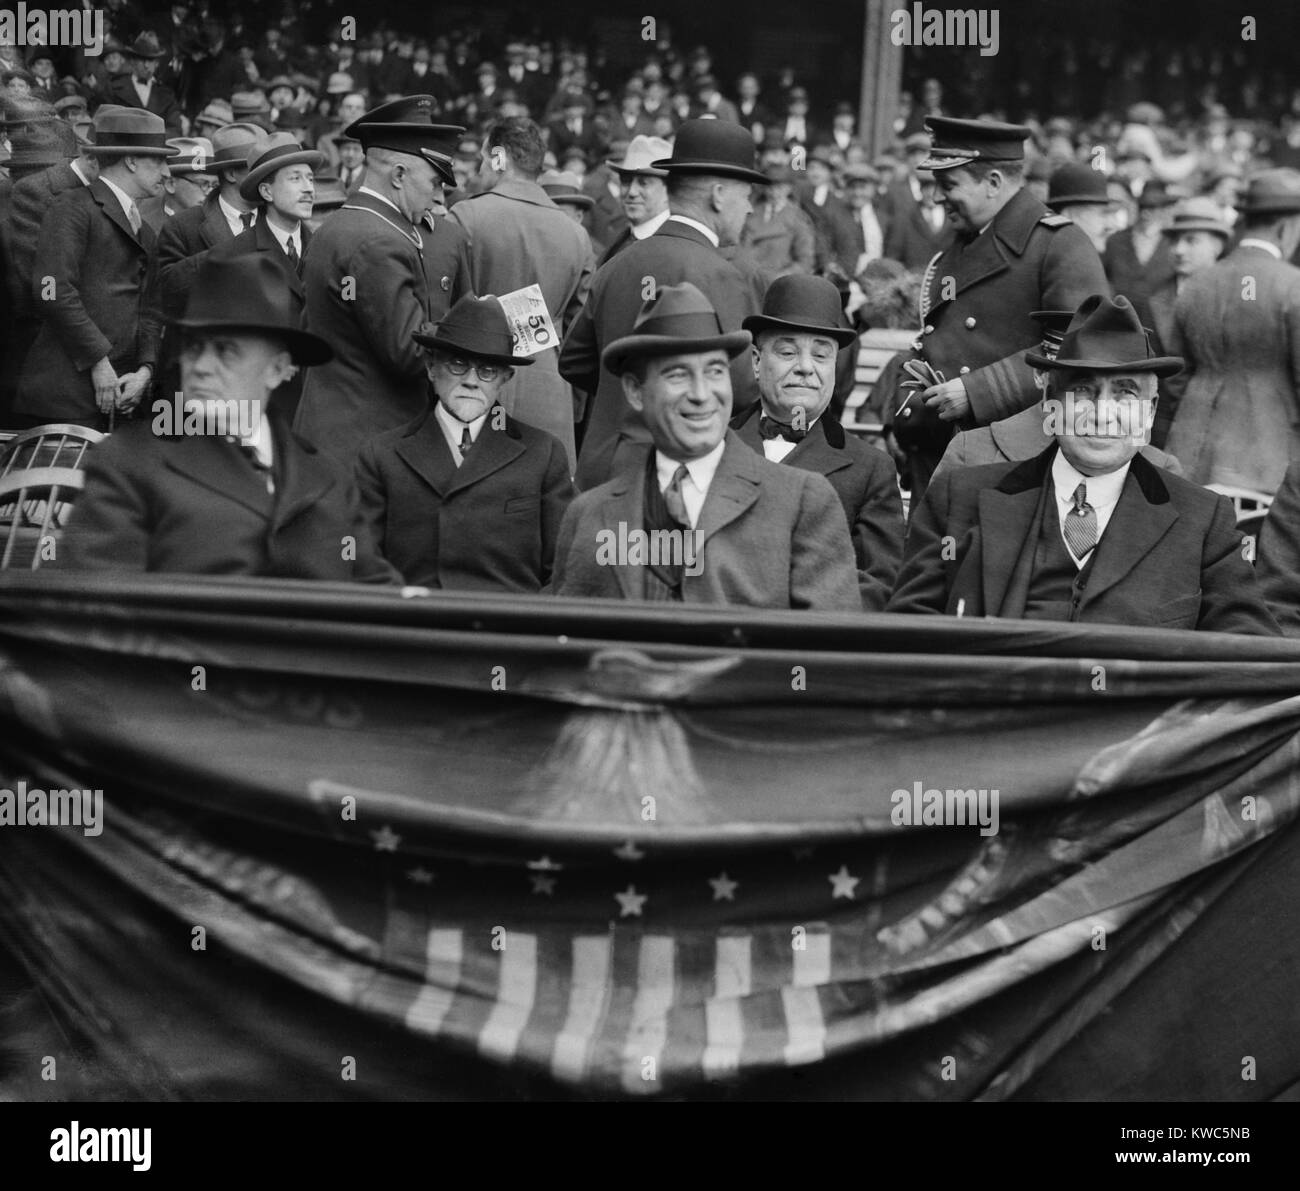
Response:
0,0,1294,1163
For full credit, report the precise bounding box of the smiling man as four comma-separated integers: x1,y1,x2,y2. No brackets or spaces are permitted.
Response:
553,283,860,610
889,294,1279,634
354,295,573,591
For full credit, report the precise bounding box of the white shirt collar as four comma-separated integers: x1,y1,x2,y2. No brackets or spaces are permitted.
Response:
1051,449,1131,567
434,401,489,465
218,192,254,235
70,158,92,185
1238,237,1282,259
631,209,671,239
265,217,302,256
655,439,726,529
666,214,719,247
98,174,136,221
234,412,273,471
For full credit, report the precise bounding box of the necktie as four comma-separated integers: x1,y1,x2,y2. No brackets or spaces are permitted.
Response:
663,464,690,528
286,236,301,274
240,210,254,230
235,440,274,494
759,414,806,443
127,202,142,236
459,425,473,460
1063,481,1098,560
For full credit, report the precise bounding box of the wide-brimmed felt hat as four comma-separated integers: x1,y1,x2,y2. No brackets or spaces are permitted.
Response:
742,274,857,348
201,122,269,172
1025,294,1182,376
920,116,1031,170
344,95,464,185
194,98,233,129
53,93,88,116
1136,179,1177,209
603,282,752,375
239,133,326,201
125,32,168,60
231,90,272,128
650,118,767,184
83,106,172,156
171,253,332,366
608,134,672,177
165,136,215,176
412,294,535,366
1160,196,1232,239
539,169,593,208
1236,168,1300,216
1046,161,1111,209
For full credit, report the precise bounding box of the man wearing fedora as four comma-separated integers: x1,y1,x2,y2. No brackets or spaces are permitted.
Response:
889,295,1278,635
1102,180,1177,333
553,283,859,610
355,295,573,591
1164,169,1300,494
15,107,171,429
58,254,395,581
892,116,1108,500
539,168,595,233
560,118,767,492
450,116,592,472
107,33,182,137
935,309,1183,478
597,134,671,265
731,275,903,610
140,135,215,232
294,96,470,466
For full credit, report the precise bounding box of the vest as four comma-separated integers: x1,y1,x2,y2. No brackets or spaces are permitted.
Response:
1022,482,1094,622
642,452,684,601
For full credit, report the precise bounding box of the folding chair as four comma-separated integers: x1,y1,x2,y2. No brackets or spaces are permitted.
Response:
0,467,85,570
0,424,106,478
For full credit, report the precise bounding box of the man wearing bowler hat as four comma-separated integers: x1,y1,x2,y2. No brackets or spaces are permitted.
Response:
896,116,1108,500
1165,169,1300,494
107,32,182,136
732,274,904,610
58,253,395,582
293,96,471,466
15,107,171,429
889,294,1278,635
553,283,859,610
1045,161,1119,254
560,118,768,491
597,134,672,265
354,295,574,591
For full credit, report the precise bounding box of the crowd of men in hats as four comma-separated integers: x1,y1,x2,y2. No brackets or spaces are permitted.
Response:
6,10,1300,638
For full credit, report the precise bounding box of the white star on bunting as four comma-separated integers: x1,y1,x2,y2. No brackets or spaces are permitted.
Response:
615,885,647,917
613,839,645,861
530,874,557,896
829,865,859,899
371,825,402,852
709,872,738,901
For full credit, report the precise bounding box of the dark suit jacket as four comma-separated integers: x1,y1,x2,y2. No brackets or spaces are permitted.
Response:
560,220,766,491
888,446,1280,635
731,405,904,610
797,189,859,276
882,191,954,270
56,413,396,581
293,192,437,465
106,74,182,136
552,431,861,611
582,166,628,254
16,178,162,423
7,161,87,318
156,190,240,317
909,188,1109,428
1256,460,1300,635
355,402,574,591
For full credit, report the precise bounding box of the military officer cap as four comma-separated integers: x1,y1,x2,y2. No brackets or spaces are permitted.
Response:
344,95,465,185
919,116,1032,170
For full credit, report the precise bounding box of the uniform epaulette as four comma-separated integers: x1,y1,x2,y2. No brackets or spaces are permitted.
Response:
1039,212,1073,228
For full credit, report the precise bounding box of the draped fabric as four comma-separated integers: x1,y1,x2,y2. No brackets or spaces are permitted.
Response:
1,572,1299,1100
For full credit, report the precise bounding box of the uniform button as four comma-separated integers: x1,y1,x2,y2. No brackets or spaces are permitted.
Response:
923,325,934,335
901,407,912,418
959,366,971,375
964,317,976,329
911,338,924,352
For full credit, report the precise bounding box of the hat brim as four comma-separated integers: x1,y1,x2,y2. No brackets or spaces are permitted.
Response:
128,48,168,60
550,193,594,209
1160,221,1231,238
649,157,769,185
239,149,328,201
83,142,174,156
602,330,752,375
411,331,535,367
1047,194,1112,208
742,314,857,348
917,152,978,171
1024,352,1184,378
1238,201,1300,216
168,316,334,366
609,162,668,178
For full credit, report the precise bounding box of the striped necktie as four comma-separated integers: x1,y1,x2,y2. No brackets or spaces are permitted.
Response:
663,464,690,528
1063,481,1097,560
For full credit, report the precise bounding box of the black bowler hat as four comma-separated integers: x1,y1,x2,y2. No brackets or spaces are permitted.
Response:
743,275,857,348
650,117,767,184
1025,295,1182,377
1046,162,1112,209
603,283,751,375
344,95,464,185
919,115,1032,170
171,254,333,366
412,294,535,367
1136,179,1177,210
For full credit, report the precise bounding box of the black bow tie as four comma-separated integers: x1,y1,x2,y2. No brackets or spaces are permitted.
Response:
759,414,807,443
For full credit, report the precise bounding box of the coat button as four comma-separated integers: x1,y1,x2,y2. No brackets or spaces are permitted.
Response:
912,338,924,352
959,366,970,375
965,316,976,329
901,407,912,417
923,325,934,335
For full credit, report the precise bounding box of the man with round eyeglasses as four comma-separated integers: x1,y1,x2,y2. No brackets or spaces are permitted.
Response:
354,294,574,592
